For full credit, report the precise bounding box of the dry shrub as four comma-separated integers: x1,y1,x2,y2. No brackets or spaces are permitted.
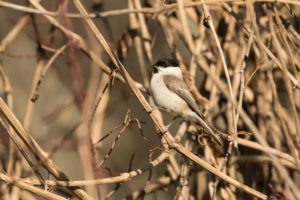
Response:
0,0,299,200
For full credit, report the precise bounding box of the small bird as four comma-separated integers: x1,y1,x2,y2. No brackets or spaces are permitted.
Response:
150,58,223,146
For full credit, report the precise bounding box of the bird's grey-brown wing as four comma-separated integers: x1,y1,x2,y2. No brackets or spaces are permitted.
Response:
163,75,223,146
163,75,204,118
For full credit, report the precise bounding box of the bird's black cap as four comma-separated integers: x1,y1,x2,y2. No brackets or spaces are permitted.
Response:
153,58,179,68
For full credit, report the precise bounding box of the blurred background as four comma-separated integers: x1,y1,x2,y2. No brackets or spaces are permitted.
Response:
0,0,300,200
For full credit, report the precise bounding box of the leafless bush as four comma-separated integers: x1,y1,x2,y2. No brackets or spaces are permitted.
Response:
0,0,299,200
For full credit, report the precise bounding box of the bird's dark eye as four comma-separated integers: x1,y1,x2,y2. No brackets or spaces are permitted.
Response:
153,66,158,73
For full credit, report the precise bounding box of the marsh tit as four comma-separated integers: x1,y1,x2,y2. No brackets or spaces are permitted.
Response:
150,58,223,146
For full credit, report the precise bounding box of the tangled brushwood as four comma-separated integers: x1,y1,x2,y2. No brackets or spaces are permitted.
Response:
0,0,299,200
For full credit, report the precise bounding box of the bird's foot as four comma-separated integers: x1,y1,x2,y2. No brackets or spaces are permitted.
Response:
147,106,166,113
164,116,179,131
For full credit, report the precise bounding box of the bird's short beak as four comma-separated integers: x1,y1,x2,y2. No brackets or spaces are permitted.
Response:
153,66,159,73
